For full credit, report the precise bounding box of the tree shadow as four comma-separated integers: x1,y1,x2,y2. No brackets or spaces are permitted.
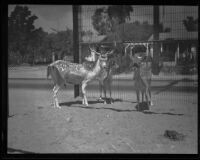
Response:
154,78,193,95
7,147,36,154
142,110,184,116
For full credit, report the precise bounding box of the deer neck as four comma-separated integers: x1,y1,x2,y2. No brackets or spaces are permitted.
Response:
91,58,102,76
135,67,141,77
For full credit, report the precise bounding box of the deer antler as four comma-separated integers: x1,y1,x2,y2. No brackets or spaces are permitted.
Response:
89,45,93,51
100,56,108,61
105,50,114,56
89,46,101,56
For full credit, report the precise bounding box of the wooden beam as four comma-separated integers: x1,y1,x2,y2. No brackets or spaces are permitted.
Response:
73,5,80,98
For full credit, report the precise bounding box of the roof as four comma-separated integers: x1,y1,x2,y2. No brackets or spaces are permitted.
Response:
148,31,198,41
101,33,122,43
81,35,107,43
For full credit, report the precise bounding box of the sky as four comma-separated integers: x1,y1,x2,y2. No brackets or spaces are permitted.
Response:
8,5,73,33
8,5,198,35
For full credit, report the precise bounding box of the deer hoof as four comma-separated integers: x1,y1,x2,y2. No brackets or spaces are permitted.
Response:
149,101,154,106
98,97,103,101
82,99,85,105
54,105,61,109
55,104,61,108
54,103,60,108
110,99,113,104
104,101,107,104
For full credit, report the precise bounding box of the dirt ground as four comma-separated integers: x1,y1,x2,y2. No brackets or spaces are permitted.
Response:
8,88,197,154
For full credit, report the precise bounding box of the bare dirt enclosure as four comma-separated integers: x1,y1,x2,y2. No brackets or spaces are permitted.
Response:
8,88,197,154
7,4,198,155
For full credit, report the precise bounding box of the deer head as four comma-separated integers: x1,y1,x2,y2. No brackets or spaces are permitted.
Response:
88,46,109,69
129,51,142,63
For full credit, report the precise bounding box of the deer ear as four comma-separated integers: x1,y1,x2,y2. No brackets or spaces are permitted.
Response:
110,50,115,54
89,46,101,56
106,50,114,56
89,47,93,52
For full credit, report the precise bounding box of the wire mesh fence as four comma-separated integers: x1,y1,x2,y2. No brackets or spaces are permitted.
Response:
77,5,198,101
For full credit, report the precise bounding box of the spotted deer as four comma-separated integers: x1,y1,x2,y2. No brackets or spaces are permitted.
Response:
129,52,153,108
47,47,111,108
97,55,119,104
84,47,118,104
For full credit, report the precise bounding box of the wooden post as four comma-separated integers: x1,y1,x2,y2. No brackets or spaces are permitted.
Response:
177,43,180,59
52,52,55,62
73,5,80,98
161,42,163,54
175,43,180,65
152,5,160,75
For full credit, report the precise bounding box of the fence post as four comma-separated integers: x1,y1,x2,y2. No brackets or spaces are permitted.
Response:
152,5,160,75
73,5,80,98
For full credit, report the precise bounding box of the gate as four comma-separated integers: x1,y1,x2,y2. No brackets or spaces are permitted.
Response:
75,5,198,101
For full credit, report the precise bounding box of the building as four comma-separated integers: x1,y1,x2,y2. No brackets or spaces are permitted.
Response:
148,30,198,62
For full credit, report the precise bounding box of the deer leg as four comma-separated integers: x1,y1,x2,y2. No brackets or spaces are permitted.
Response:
142,91,144,103
136,89,140,104
82,82,88,106
135,89,140,111
145,89,149,106
108,81,113,104
148,88,153,106
53,84,61,108
98,81,103,101
81,83,85,105
82,92,85,105
103,82,107,104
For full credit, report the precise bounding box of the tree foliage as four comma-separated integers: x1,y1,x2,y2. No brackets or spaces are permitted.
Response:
92,5,133,35
92,5,170,39
8,5,73,65
102,21,154,42
8,5,40,64
107,5,133,32
92,7,111,35
49,29,73,59
81,30,94,37
183,16,198,31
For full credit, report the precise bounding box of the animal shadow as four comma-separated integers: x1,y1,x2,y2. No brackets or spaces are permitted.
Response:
59,100,184,116
60,100,137,112
60,100,102,107
97,98,124,104
135,102,150,111
60,98,124,107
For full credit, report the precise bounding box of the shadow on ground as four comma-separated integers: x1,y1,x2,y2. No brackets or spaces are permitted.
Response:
154,78,196,95
60,100,137,113
59,100,184,116
142,111,184,116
